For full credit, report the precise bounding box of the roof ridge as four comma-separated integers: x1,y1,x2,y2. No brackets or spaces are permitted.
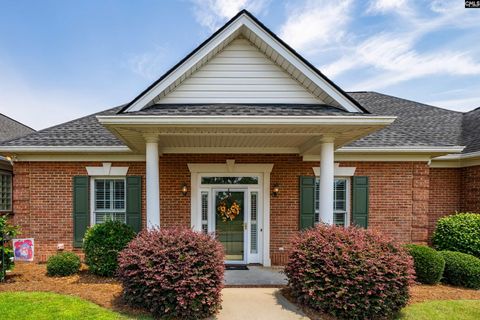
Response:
0,105,125,146
354,91,464,114
0,113,36,132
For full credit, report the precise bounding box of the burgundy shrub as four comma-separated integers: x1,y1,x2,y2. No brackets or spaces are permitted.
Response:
285,225,415,320
117,228,225,319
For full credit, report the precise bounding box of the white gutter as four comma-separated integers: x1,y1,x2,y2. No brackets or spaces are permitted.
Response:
432,151,480,161
0,146,132,153
96,115,396,126
338,146,465,154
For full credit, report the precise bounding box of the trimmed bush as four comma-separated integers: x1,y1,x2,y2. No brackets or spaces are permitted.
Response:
83,221,135,276
440,250,480,289
405,244,445,284
46,252,81,276
118,227,224,319
433,213,480,258
285,225,415,320
0,215,20,278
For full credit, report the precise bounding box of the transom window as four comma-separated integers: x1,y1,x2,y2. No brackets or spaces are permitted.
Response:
93,178,126,224
0,173,12,212
315,178,349,226
201,176,259,185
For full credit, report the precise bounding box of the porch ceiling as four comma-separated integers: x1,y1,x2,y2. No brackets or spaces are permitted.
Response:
97,115,396,155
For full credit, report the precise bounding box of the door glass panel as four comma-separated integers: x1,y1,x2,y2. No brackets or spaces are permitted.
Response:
250,192,258,254
201,191,209,234
202,177,258,184
215,191,245,261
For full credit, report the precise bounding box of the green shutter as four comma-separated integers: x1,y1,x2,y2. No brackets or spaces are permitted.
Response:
352,176,369,228
126,176,142,233
299,176,315,230
73,176,89,248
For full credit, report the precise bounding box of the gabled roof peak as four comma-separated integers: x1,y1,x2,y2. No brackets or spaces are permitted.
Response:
121,10,367,114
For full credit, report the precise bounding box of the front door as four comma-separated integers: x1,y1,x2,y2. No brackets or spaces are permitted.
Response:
215,190,246,263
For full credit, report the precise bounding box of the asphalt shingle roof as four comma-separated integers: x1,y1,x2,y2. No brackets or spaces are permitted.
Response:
0,106,124,147
127,104,359,116
462,107,480,154
0,92,477,154
347,92,464,148
0,114,35,143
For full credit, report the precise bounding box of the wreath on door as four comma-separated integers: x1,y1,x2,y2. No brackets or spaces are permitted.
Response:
217,192,241,222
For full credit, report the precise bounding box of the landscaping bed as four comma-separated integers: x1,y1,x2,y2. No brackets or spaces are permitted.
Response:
3,263,480,307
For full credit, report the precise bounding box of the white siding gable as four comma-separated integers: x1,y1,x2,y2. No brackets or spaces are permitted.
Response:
155,39,324,104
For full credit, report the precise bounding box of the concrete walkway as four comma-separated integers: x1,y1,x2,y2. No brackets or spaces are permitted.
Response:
215,288,308,320
225,266,287,286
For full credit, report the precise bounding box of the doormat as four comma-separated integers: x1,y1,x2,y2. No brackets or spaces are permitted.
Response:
225,265,249,270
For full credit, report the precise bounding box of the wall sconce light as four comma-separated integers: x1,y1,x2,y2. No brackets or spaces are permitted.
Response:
181,184,188,196
272,184,280,197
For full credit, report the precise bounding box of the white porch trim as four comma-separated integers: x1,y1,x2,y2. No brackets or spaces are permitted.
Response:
319,139,334,225
188,160,274,266
145,138,160,228
312,163,356,177
86,163,129,176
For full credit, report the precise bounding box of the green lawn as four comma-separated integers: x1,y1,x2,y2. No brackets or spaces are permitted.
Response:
0,292,141,320
398,300,480,320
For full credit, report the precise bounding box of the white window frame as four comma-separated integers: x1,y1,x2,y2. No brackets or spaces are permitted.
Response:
0,172,12,212
315,177,351,227
90,177,127,225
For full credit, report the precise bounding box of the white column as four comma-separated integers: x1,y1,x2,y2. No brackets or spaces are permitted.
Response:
319,138,334,225
145,136,160,228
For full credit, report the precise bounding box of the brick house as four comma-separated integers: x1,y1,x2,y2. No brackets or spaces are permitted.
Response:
0,113,35,215
0,10,479,265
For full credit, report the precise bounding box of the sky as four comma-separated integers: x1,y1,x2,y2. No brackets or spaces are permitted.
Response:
0,0,479,130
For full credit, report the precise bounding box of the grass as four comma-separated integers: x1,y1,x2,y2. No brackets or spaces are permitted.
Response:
398,300,480,320
0,292,145,320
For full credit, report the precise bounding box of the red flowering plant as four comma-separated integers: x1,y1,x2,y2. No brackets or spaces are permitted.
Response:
284,224,415,320
117,227,225,319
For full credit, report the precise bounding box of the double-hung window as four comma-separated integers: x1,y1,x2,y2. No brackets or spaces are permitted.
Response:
314,177,349,226
93,178,126,224
0,172,12,212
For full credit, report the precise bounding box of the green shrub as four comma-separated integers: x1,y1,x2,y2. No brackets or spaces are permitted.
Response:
46,252,81,276
440,250,480,289
83,221,136,277
433,213,480,258
0,214,20,279
405,244,445,284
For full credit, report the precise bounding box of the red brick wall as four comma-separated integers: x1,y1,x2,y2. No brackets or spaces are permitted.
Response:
462,165,480,213
428,168,462,238
12,162,146,262
13,157,451,265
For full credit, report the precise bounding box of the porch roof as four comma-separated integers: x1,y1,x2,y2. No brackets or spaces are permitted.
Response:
96,113,395,154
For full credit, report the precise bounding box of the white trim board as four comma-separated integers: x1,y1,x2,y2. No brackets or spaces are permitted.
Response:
86,163,129,176
312,164,356,176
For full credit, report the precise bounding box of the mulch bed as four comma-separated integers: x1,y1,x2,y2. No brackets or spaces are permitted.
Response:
0,262,147,317
1,263,480,318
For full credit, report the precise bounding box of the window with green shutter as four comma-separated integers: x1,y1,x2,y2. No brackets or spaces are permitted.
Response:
300,176,369,229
